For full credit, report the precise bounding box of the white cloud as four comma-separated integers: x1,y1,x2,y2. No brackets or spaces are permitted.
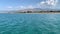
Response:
20,6,26,9
7,6,13,9
46,0,58,6
4,6,14,10
17,5,34,9
40,1,46,5
27,5,34,9
38,0,58,8
5,5,34,10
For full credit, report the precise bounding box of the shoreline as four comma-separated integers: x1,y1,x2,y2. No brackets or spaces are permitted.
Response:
13,13,60,14
1,12,60,14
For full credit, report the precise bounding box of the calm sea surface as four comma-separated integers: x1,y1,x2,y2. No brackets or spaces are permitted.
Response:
0,14,60,34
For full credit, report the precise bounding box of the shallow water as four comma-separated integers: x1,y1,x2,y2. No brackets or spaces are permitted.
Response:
0,14,60,34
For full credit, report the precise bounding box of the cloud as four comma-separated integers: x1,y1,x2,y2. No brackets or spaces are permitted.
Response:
38,0,58,8
19,6,26,9
6,5,34,10
46,0,58,6
3,6,14,10
27,5,34,9
17,5,34,9
7,6,13,9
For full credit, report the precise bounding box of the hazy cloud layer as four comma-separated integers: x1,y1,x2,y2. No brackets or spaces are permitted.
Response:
3,0,59,10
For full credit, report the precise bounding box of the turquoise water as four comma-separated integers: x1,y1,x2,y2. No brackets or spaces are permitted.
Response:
0,14,60,34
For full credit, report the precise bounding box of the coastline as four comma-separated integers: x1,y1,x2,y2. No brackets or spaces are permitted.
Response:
1,12,60,14
14,12,60,14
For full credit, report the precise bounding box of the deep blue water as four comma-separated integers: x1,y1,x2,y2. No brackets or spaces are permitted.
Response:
0,14,60,34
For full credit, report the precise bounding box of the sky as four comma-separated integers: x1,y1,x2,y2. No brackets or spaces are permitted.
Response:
0,0,60,11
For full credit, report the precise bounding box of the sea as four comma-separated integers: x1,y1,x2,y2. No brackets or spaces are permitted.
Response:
0,14,60,34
